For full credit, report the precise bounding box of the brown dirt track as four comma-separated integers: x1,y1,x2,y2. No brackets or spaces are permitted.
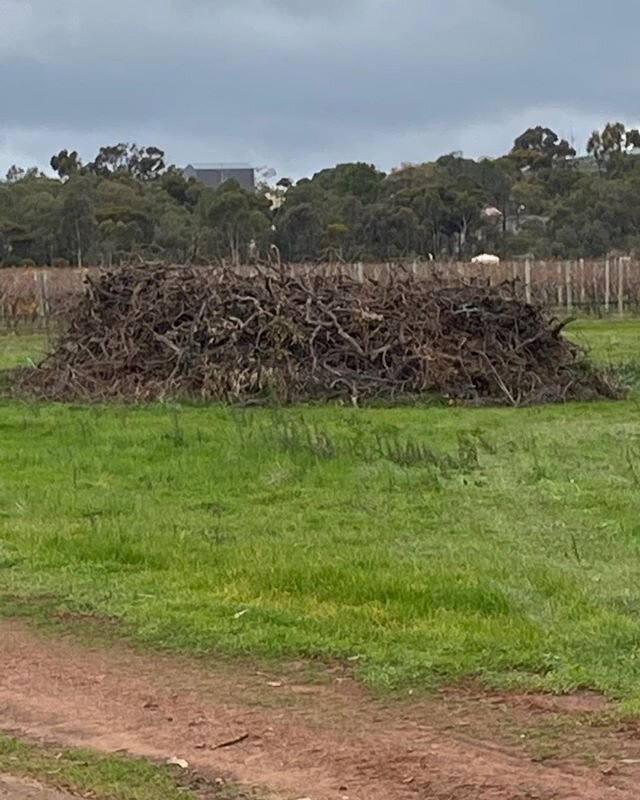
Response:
0,775,77,800
1,619,640,799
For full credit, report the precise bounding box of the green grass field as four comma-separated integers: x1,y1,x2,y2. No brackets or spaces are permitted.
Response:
0,332,48,370
569,318,640,364
1,320,639,706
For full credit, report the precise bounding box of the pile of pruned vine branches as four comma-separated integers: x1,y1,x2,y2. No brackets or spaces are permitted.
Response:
14,263,622,406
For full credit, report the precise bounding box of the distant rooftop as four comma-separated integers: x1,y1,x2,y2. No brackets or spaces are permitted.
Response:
182,163,255,191
187,163,253,170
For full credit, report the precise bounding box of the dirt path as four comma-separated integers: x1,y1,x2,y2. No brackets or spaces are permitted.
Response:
1,619,639,800
0,775,76,800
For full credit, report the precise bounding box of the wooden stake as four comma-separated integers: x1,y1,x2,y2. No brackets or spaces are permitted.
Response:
618,257,625,316
557,263,563,306
565,261,572,312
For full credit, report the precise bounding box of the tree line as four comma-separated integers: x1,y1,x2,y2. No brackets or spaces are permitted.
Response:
2,123,640,267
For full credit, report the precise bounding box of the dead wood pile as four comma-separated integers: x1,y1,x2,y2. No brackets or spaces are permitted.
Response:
14,264,622,405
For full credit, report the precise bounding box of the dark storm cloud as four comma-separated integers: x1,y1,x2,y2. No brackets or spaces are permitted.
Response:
0,0,639,176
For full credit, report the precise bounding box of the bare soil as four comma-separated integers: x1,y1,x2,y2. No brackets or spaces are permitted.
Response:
1,619,640,799
0,775,76,800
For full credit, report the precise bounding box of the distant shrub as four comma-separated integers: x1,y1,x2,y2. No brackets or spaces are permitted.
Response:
52,257,71,268
1,256,37,268
1,256,24,268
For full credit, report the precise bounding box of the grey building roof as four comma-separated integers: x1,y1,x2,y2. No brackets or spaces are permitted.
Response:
182,163,255,191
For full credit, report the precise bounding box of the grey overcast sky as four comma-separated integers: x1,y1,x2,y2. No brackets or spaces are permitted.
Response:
0,0,636,179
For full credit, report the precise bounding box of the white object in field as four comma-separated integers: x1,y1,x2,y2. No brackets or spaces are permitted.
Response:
166,757,189,769
471,253,501,266
482,206,503,219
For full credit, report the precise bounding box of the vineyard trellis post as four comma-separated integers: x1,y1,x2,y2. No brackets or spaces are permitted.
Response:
524,258,532,304
556,263,563,306
564,262,572,312
618,257,625,316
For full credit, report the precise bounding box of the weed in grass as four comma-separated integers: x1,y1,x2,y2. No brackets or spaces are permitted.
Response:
625,445,640,488
198,502,227,546
245,411,491,484
263,416,338,461
522,435,552,483
375,431,447,469
163,409,188,448
569,533,583,566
